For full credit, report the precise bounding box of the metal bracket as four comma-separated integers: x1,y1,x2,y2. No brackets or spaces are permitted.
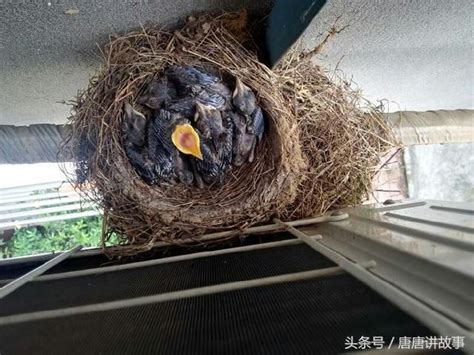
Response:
272,217,474,351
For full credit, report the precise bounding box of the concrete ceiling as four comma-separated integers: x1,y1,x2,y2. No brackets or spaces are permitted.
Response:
1,0,472,126
301,0,474,112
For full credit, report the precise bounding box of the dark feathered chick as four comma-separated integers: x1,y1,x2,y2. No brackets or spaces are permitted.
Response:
164,65,232,120
167,90,227,117
147,109,176,181
207,81,231,101
220,112,234,167
194,103,225,141
138,77,177,110
148,109,202,185
230,111,257,166
248,106,265,143
165,65,219,90
195,80,232,109
195,141,222,185
232,77,257,116
171,144,194,185
195,89,227,110
193,103,233,184
231,79,264,162
123,103,147,146
167,97,196,117
122,103,157,184
168,113,198,185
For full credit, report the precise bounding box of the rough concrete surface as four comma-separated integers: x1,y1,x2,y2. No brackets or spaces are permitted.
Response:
0,0,473,125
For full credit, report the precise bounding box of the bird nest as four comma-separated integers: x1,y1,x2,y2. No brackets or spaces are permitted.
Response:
64,12,394,256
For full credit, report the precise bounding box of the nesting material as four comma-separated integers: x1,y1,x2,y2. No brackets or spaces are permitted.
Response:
64,12,394,255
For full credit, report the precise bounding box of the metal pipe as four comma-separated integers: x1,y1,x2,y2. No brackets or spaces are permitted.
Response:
384,109,474,146
0,245,82,299
2,239,304,283
0,266,344,325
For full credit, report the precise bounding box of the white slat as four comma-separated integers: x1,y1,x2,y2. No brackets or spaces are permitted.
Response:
0,196,83,213
0,191,78,206
0,203,95,223
0,181,63,196
0,210,101,231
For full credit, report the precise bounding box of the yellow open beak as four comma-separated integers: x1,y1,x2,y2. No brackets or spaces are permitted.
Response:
171,124,203,160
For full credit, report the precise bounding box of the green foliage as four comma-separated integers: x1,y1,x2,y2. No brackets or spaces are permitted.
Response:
1,217,111,258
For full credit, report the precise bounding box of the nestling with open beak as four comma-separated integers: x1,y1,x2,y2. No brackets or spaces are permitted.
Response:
149,110,202,184
169,113,201,185
170,114,204,186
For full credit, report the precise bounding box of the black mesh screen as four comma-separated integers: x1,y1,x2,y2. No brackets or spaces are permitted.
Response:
0,274,436,355
0,232,294,280
0,243,335,316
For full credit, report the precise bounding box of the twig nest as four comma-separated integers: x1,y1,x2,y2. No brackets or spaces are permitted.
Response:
64,12,394,256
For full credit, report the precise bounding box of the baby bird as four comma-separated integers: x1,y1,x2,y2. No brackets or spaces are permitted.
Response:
166,65,228,112
206,81,232,105
167,89,227,116
220,112,234,167
195,89,227,110
149,109,204,185
232,77,257,116
169,113,202,185
172,146,194,185
123,103,147,146
194,103,225,142
169,113,204,186
248,106,265,143
138,77,177,110
165,65,219,91
122,103,157,184
230,111,258,166
190,141,219,186
193,103,232,184
148,109,177,182
167,97,197,118
231,78,265,163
